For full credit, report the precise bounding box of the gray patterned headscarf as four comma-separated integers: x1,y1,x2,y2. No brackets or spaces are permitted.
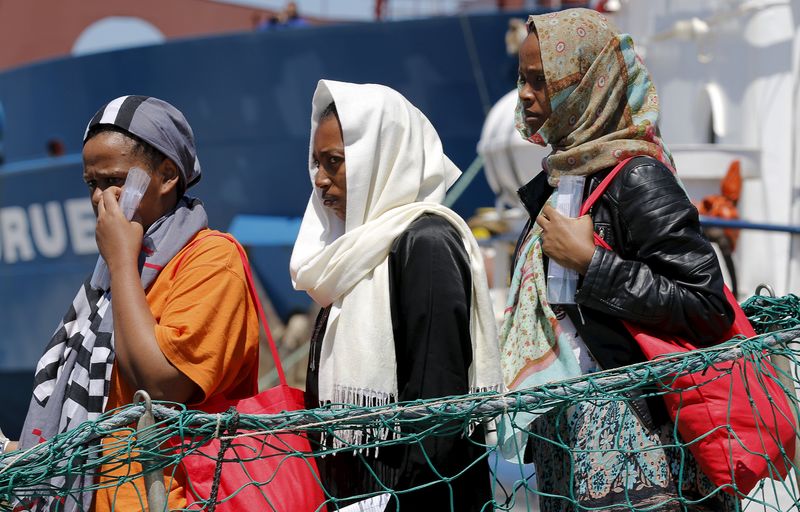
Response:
84,95,202,190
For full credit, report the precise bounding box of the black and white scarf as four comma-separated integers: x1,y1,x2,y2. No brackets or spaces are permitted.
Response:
18,197,208,511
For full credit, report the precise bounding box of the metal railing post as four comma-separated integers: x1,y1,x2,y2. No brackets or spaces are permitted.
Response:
134,390,167,512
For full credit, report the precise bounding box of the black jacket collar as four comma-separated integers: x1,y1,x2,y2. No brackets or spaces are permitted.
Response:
517,171,554,218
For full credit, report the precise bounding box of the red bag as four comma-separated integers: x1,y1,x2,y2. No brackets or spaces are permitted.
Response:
173,233,327,511
580,157,797,494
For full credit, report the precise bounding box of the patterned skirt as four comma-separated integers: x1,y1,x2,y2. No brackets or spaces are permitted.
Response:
528,399,742,511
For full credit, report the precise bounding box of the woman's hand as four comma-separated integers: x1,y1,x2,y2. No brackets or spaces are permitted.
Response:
95,188,200,403
95,187,143,273
536,204,595,274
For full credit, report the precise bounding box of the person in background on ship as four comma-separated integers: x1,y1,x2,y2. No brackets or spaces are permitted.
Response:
291,79,503,511
282,1,309,27
256,1,308,31
500,9,738,511
14,96,260,511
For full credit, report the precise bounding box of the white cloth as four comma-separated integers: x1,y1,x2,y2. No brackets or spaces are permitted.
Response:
291,80,503,411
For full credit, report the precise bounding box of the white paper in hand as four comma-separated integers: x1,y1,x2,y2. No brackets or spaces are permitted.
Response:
90,167,151,290
546,175,585,305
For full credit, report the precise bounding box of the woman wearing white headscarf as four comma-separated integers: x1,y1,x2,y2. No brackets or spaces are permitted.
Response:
291,80,503,510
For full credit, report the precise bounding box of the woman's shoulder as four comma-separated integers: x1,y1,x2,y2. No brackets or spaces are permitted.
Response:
617,156,676,187
604,156,695,227
168,229,247,277
409,212,459,233
389,213,471,282
594,156,682,204
392,213,464,254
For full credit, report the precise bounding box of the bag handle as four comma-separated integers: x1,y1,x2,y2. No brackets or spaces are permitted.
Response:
579,156,635,250
172,233,287,387
579,156,635,218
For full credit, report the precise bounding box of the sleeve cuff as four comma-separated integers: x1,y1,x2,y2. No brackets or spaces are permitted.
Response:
154,325,210,404
576,246,607,304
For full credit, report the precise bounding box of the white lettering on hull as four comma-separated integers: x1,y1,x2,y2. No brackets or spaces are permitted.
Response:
0,198,97,263
0,206,35,263
64,198,97,255
29,202,68,258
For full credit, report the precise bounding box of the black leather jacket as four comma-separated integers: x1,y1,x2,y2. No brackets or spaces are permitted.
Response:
516,156,735,428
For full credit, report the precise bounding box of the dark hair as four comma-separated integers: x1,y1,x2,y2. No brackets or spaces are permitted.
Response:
319,102,338,122
85,124,167,171
84,124,185,195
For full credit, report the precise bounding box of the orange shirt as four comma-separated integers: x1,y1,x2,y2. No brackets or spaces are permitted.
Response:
92,229,260,511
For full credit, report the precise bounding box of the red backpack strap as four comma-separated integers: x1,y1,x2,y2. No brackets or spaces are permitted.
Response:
171,232,287,387
580,157,636,250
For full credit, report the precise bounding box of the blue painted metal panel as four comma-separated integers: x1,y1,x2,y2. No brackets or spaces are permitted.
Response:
229,215,308,319
228,215,302,247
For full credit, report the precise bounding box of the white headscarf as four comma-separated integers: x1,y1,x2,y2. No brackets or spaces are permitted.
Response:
291,80,502,416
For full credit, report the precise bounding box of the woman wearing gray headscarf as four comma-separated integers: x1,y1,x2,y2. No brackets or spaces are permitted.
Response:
16,96,260,511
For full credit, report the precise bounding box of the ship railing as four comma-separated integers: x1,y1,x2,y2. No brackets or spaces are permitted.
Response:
1,294,800,511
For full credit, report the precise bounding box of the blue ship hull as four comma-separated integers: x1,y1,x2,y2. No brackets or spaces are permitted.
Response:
0,12,526,437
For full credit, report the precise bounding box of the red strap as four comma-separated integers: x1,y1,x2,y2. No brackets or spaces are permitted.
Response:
593,233,612,250
580,157,635,250
580,157,751,346
171,233,287,387
579,156,635,217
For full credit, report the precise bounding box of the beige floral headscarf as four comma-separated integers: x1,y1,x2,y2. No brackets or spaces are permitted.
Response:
515,8,674,185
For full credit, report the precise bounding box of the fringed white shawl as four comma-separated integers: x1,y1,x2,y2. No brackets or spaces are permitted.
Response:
290,80,502,416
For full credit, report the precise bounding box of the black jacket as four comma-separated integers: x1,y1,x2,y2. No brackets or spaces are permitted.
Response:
517,156,735,427
306,214,491,512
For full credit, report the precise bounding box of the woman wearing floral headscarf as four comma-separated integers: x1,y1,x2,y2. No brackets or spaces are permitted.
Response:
501,8,738,511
